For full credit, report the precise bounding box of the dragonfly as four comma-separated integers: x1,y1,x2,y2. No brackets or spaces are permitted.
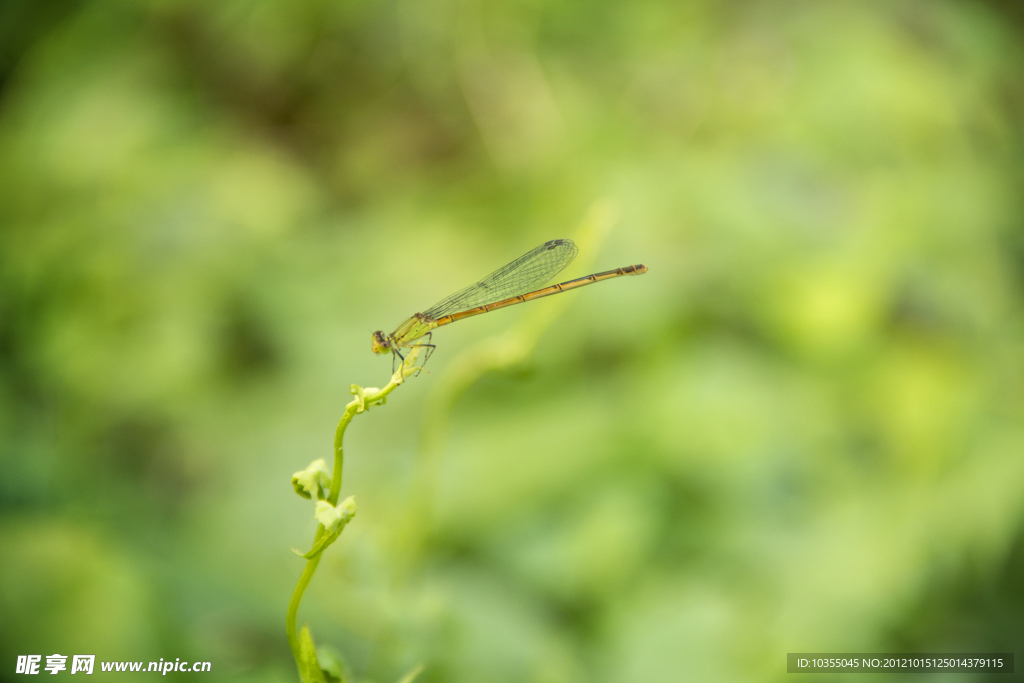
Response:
372,238,648,367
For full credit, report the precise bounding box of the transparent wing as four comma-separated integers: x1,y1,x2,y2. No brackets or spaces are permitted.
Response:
422,239,578,319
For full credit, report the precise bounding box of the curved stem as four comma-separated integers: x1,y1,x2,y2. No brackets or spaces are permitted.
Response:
287,349,423,679
329,366,410,504
329,413,353,506
286,540,323,661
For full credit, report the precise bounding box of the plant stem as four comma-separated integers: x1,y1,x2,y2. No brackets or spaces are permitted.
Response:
329,412,353,506
287,350,423,676
286,542,323,661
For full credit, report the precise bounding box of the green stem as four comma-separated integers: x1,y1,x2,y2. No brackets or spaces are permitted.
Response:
287,350,423,678
329,412,353,506
329,368,410,503
286,540,323,661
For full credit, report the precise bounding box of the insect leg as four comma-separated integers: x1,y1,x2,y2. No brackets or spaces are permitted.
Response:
422,332,435,364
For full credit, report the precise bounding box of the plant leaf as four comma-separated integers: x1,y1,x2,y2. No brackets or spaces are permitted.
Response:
297,625,327,683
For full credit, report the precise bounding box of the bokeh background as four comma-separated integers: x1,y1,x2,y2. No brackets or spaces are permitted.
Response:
2,0,1024,681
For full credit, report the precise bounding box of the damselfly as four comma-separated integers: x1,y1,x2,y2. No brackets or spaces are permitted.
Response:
372,239,647,366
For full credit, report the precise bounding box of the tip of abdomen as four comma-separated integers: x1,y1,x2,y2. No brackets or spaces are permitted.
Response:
633,264,648,274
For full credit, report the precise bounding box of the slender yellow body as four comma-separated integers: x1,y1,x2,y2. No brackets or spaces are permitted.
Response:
373,261,648,358
430,263,647,330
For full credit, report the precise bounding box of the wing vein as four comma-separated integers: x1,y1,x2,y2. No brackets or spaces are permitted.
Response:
421,239,578,319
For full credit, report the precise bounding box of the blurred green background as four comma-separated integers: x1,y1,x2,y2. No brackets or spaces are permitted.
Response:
2,0,1024,681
